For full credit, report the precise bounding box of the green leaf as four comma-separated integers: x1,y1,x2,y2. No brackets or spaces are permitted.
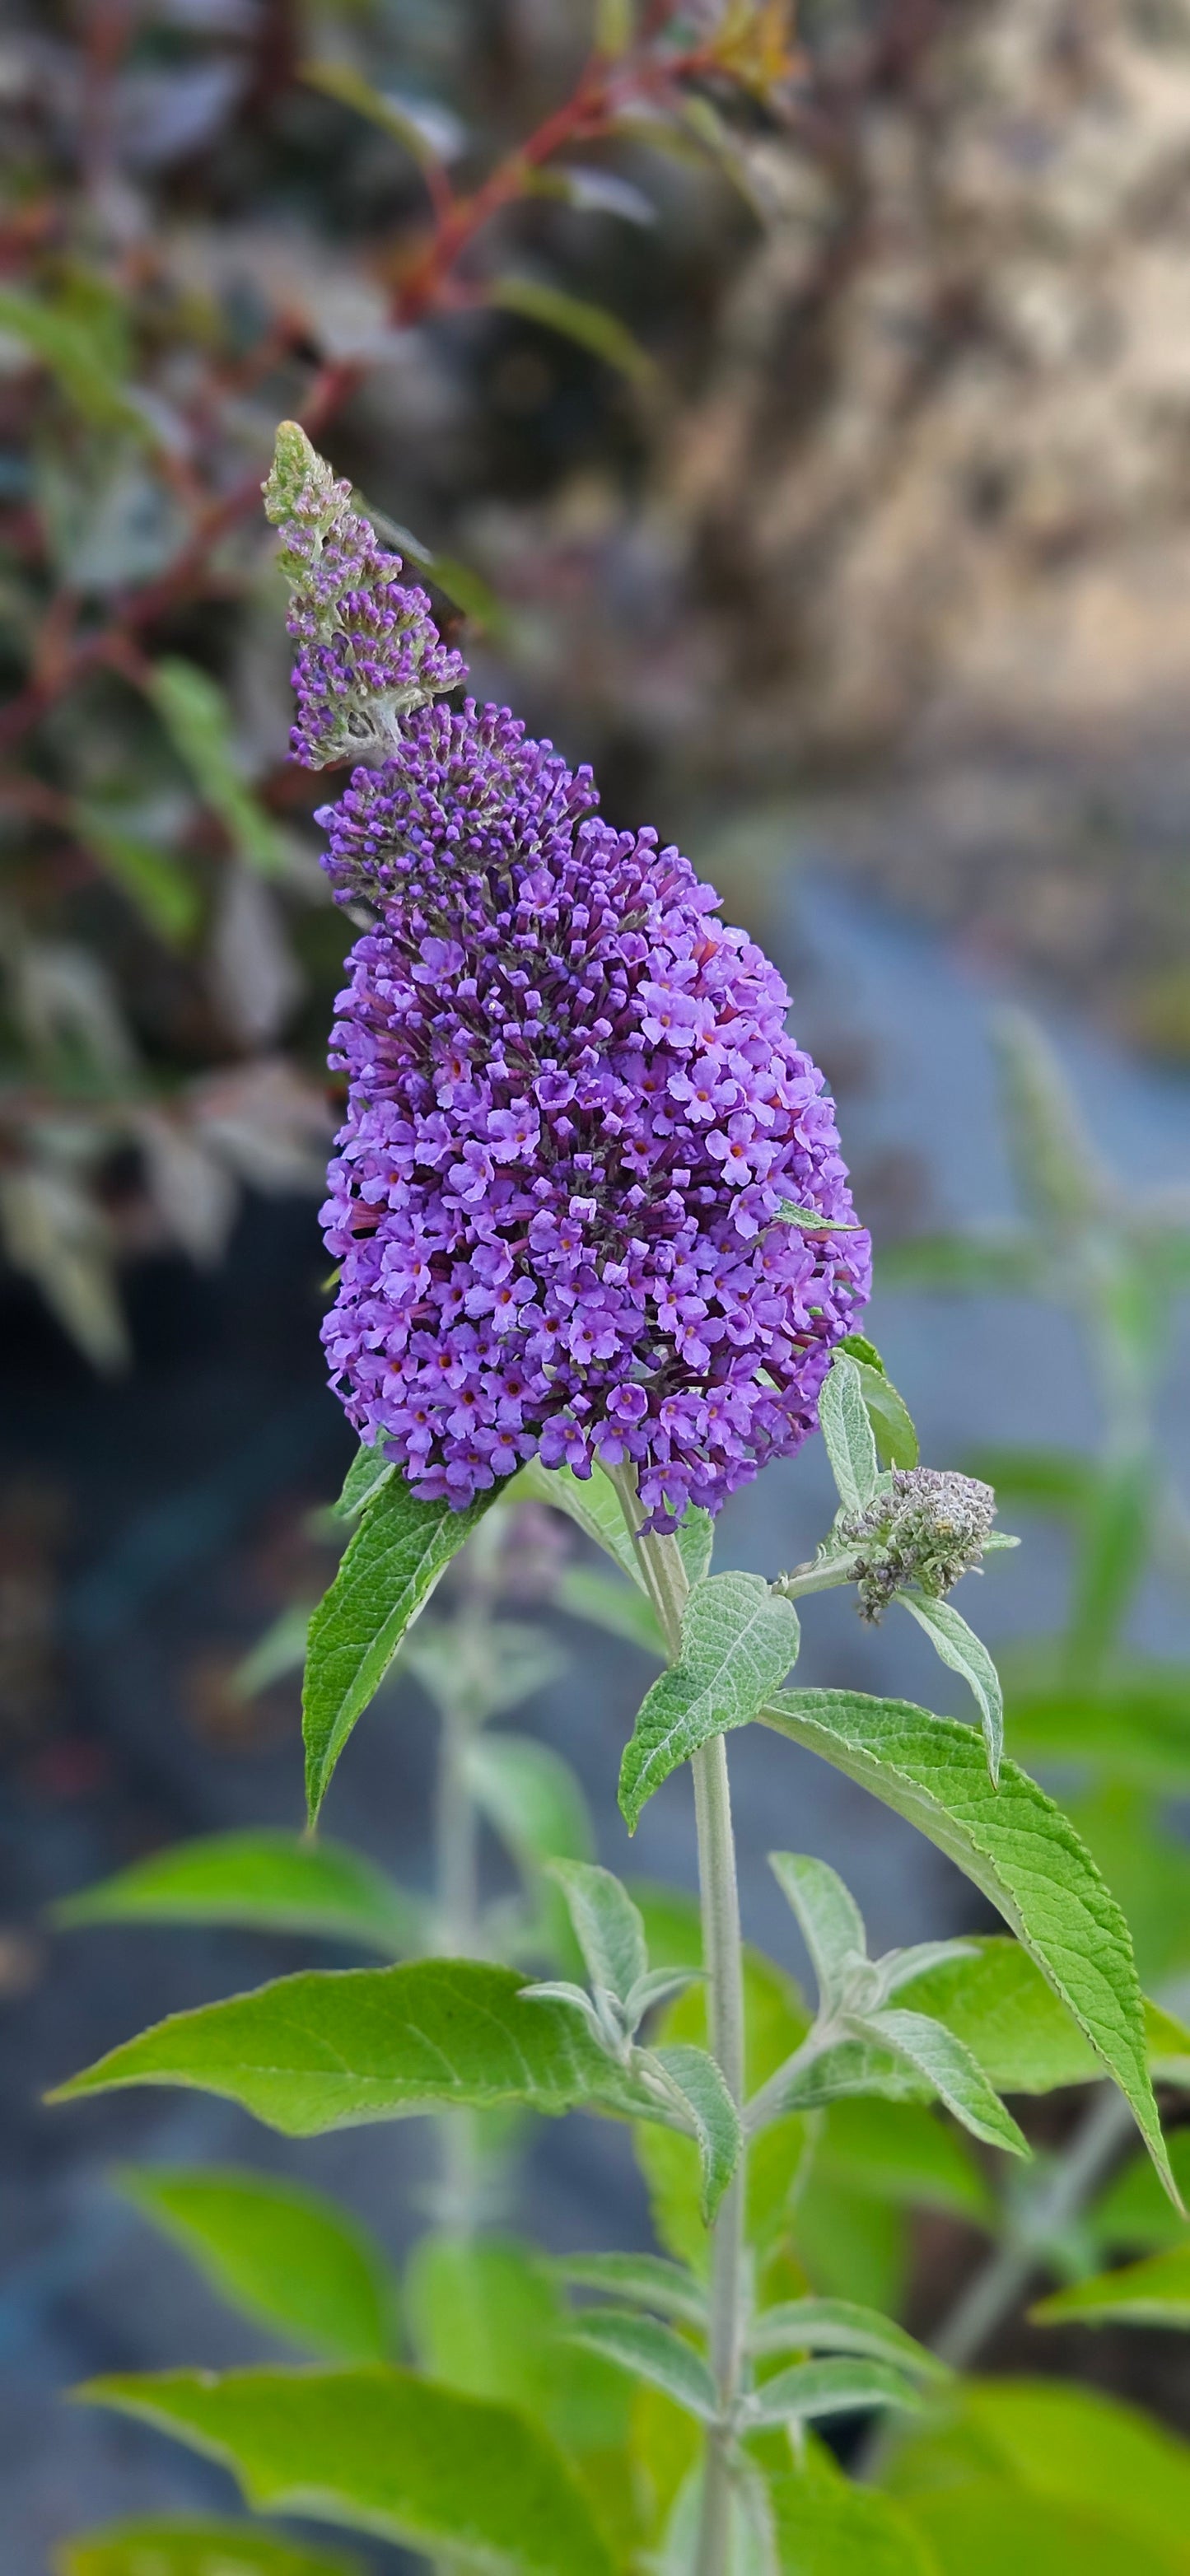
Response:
619,1574,800,1828
777,1203,864,1236
814,2095,994,2224
1066,1451,1153,1676
746,2355,925,2430
768,1851,866,2009
54,2527,360,2576
651,2042,741,2221
898,2481,1187,2576
818,1354,881,1513
72,805,202,946
303,1472,494,1821
509,1458,642,1584
565,2310,716,2420
299,61,456,169
892,1934,1189,2096
994,1008,1104,1234
116,2167,397,2362
1006,1664,1190,1786
896,1594,1003,1784
1090,2130,1190,2253
964,1447,1096,1520
877,1230,1042,1295
488,278,657,385
555,2251,707,2329
761,1690,1176,2200
1031,2246,1190,2330
147,662,287,877
465,1733,594,1870
234,1605,312,1700
749,2298,945,2380
52,1830,415,1954
558,1565,665,1654
767,2449,936,2576
49,1958,629,2132
77,2368,614,2575
333,1439,395,1522
0,287,152,438
889,2377,1190,2576
548,1860,647,2001
675,1504,715,1589
842,1348,920,1471
859,2009,1027,2155
404,2233,629,2457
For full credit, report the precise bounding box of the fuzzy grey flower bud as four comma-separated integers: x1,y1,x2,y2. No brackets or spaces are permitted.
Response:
838,1468,997,1622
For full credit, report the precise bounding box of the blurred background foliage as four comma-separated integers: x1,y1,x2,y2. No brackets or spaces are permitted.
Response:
5,0,1190,1363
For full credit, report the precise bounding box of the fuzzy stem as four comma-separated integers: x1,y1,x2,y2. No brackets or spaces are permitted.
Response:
609,1466,746,2574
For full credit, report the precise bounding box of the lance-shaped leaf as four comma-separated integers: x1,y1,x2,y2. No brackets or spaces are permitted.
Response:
333,1438,395,1522
149,662,287,877
840,1335,920,1470
465,1734,594,1870
548,1860,647,2002
488,277,657,385
116,2166,398,2362
892,1934,1190,2096
761,1690,1177,2202
565,2310,716,2420
49,1959,632,2134
857,2009,1027,2156
303,1472,495,1820
619,1575,800,1828
652,2042,741,2221
555,2251,707,2329
76,2368,614,2576
744,2355,925,2431
818,1353,882,1514
759,2033,930,2121
1032,2247,1190,2331
768,1852,867,2011
53,1830,416,1954
898,1594,1004,1785
55,2527,360,2576
748,2297,945,2380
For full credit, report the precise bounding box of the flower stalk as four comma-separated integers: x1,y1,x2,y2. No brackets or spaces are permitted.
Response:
613,1464,747,2574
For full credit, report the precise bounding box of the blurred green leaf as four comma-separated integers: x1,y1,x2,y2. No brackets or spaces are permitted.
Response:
488,278,657,385
768,2448,936,2575
510,1458,642,1584
54,1828,416,1953
77,2369,615,2574
405,2231,630,2457
877,1231,1042,1295
0,287,152,438
899,2481,1185,2576
889,2377,1190,2576
748,2354,925,2432
50,1958,633,2132
71,805,202,946
994,1010,1104,1235
964,1448,1097,1519
233,1605,312,1699
558,1563,665,1654
1032,2245,1190,2330
303,1472,496,1822
762,1691,1176,2199
465,1731,594,1872
840,1336,919,1469
54,2527,360,2576
814,2094,994,2225
1089,2130,1190,2254
651,2041,741,2221
117,2166,398,2361
1006,1663,1190,1788
555,2251,707,2329
147,662,287,877
300,62,460,170
1066,1452,1152,1677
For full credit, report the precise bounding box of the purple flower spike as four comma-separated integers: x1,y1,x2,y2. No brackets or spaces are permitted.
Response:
267,426,871,1528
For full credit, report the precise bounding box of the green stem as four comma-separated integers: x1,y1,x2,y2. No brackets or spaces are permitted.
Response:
609,1466,746,2574
433,1603,489,2238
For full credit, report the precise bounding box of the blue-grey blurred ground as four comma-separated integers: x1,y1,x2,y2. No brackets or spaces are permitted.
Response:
1,875,1187,2571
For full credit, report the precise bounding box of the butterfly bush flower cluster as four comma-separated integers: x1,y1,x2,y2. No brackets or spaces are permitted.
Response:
266,427,871,1528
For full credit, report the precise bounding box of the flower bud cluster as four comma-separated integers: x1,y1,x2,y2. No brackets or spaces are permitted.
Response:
263,421,464,768
838,1469,998,1622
